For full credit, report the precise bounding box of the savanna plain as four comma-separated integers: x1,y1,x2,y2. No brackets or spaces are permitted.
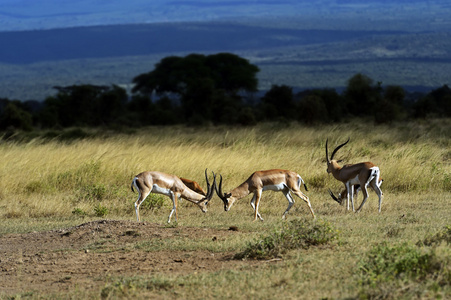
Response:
0,120,450,299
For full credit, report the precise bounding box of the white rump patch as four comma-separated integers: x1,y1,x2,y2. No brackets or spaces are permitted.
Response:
367,167,380,185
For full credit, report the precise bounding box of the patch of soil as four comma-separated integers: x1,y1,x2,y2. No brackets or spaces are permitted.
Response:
0,220,255,295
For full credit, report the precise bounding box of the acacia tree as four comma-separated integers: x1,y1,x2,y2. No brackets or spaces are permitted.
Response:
413,85,451,118
0,100,33,131
344,73,381,116
40,84,127,127
132,53,259,124
374,85,405,123
260,84,296,121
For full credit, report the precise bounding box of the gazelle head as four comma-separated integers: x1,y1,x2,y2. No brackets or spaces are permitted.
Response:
214,174,236,212
325,138,350,173
197,169,216,213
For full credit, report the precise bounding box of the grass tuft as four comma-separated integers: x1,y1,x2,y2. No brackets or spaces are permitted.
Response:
357,242,451,299
419,225,451,247
235,218,339,260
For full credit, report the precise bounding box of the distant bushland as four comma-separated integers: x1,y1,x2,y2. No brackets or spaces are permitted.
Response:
1,59,450,132
1,17,451,101
0,22,403,64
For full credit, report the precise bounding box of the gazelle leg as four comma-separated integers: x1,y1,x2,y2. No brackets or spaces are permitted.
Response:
356,184,369,213
370,179,383,212
167,192,178,223
282,190,295,219
253,189,263,221
345,182,352,211
377,188,383,213
350,185,355,212
250,193,263,221
354,186,360,199
134,189,150,222
292,189,315,218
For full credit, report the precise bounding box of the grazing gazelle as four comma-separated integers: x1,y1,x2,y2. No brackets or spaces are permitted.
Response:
325,138,383,212
214,169,315,221
131,169,215,223
328,178,383,205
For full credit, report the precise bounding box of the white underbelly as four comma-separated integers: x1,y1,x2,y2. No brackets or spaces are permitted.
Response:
151,184,172,196
348,175,360,185
262,183,286,192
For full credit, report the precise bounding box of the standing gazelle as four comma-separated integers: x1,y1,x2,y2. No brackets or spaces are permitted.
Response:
131,169,215,223
325,138,383,212
214,169,315,221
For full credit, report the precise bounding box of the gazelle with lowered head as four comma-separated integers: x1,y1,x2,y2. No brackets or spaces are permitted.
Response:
214,169,315,221
328,177,383,205
325,138,383,212
131,169,215,223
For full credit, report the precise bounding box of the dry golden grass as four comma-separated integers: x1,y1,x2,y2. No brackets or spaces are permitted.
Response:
1,120,449,222
0,119,450,299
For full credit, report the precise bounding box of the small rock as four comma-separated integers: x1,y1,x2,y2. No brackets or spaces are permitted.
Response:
228,226,239,231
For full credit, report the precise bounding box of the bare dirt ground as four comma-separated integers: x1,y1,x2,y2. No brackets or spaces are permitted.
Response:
0,220,255,296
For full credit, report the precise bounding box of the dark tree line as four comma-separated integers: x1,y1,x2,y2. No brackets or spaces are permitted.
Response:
1,53,450,132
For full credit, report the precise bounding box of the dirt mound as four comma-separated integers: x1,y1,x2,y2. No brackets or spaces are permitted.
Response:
0,220,252,295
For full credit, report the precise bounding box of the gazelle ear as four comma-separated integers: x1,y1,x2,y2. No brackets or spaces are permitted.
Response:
337,160,343,163
225,193,232,198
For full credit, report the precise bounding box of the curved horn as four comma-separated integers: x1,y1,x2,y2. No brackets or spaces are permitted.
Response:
213,173,228,203
204,168,215,201
328,189,341,204
325,138,330,164
208,172,216,200
330,138,350,161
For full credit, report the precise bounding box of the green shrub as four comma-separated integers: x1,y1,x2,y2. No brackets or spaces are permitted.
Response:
72,207,87,216
357,242,451,299
140,194,167,210
94,203,108,217
359,243,438,285
235,218,339,260
78,183,107,201
419,225,451,247
24,180,51,194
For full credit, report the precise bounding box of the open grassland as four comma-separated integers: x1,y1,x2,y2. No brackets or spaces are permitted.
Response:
0,119,450,299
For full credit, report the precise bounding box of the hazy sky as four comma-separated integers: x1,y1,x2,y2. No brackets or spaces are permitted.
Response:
0,0,445,32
